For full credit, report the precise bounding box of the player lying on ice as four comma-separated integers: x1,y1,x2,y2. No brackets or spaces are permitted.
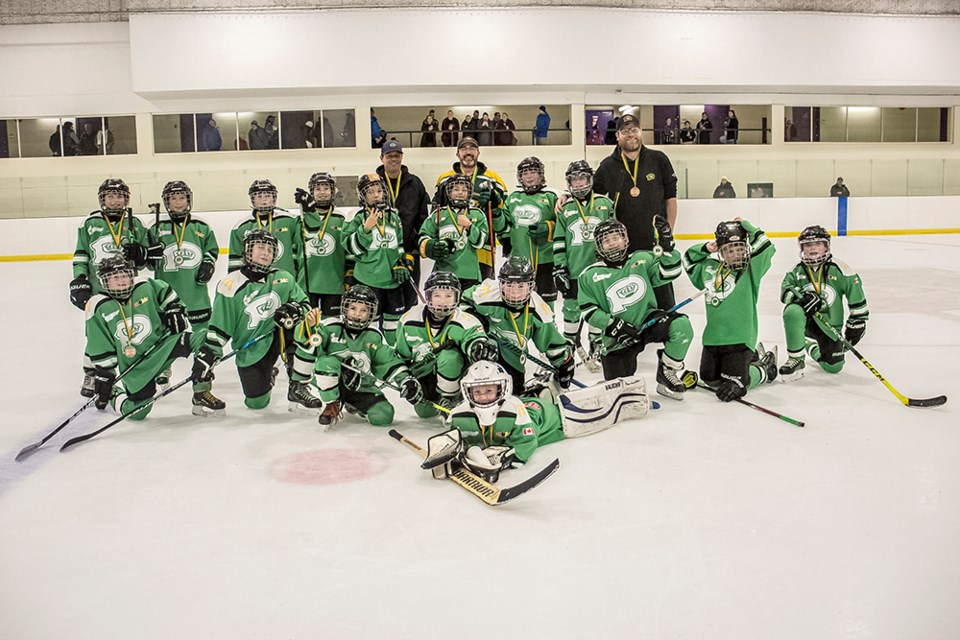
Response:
420,360,649,483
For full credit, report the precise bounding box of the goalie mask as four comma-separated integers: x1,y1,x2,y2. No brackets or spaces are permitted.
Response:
593,219,630,264
498,256,535,309
444,174,474,209
460,360,513,427
97,255,137,301
308,172,338,209
248,179,278,215
715,221,749,272
516,156,545,195
161,180,193,222
424,270,461,320
565,159,594,200
98,178,130,220
798,225,831,268
341,285,379,332
357,173,387,209
242,229,278,274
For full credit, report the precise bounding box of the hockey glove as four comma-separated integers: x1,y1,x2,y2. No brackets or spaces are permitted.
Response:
340,359,363,392
467,337,499,364
93,368,116,410
123,242,164,269
461,445,520,483
423,428,464,479
798,290,823,316
69,274,92,310
294,187,317,211
844,318,866,346
529,221,551,241
499,235,513,257
653,215,675,253
423,238,453,260
274,302,305,329
161,304,189,334
715,377,747,403
195,260,216,285
552,266,572,297
605,317,643,345
191,346,217,383
397,376,424,404
408,352,437,379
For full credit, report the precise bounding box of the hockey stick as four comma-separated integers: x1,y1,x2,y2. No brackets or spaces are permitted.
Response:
15,331,172,461
697,382,805,427
388,429,560,506
489,334,587,389
60,332,272,451
811,312,947,408
340,361,450,415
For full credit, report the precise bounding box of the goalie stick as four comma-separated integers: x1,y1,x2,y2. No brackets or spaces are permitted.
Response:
388,429,559,506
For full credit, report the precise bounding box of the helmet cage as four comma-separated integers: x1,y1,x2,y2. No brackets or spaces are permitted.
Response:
444,175,474,209
98,257,136,300
341,287,379,331
162,181,193,221
594,222,629,263
242,232,278,273
308,173,338,209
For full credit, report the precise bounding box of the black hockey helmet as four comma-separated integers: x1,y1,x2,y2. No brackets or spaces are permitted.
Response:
341,284,379,331
565,160,594,200
242,229,279,273
248,179,278,214
357,172,386,209
424,270,462,319
97,254,137,300
444,173,474,209
498,255,535,309
98,178,130,220
516,156,545,194
593,219,630,264
798,225,832,267
307,172,338,209
161,180,193,221
715,220,749,271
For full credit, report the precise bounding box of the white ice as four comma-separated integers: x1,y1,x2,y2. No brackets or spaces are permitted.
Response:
1,235,958,640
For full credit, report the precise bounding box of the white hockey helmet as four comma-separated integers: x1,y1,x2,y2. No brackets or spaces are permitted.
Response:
460,360,512,426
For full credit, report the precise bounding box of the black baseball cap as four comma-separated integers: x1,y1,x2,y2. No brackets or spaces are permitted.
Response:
617,114,641,131
457,136,479,150
381,139,403,155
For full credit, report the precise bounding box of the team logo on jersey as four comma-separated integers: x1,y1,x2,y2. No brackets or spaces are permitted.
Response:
243,291,282,330
646,173,656,181
371,226,399,250
569,217,601,245
413,342,433,359
704,266,736,306
113,314,153,346
89,235,122,265
606,275,648,313
512,204,543,227
802,283,837,307
161,242,203,271
440,226,467,251
306,233,336,258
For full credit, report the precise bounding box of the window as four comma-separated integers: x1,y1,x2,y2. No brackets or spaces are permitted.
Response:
786,106,949,143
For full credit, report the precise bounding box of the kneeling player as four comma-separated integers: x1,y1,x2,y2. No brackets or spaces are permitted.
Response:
302,285,423,428
396,271,498,417
779,225,869,380
85,256,197,420
682,218,778,402
192,230,321,414
422,361,649,482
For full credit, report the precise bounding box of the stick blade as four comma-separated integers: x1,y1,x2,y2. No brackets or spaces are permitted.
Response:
14,443,41,462
495,458,561,505
907,395,948,408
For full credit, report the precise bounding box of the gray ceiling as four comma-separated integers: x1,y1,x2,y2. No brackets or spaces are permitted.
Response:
1,0,957,25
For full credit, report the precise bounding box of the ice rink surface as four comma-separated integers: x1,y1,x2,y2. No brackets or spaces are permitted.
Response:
1,234,958,640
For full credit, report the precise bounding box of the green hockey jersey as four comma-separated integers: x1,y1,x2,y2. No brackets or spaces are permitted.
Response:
307,317,408,394
449,395,565,463
146,217,219,315
301,206,350,295
228,210,304,287
780,260,869,330
503,189,560,267
553,193,615,278
205,268,308,367
418,206,489,281
396,305,488,364
683,220,775,347
344,207,405,289
73,213,148,293
462,280,569,372
84,279,181,392
578,249,683,352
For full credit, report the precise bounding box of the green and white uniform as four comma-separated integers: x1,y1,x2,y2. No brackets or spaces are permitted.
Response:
228,211,305,288
449,395,565,464
301,204,350,303
418,206,489,284
73,213,148,294
502,188,560,268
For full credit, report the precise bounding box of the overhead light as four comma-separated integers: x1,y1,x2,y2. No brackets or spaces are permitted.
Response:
618,105,635,113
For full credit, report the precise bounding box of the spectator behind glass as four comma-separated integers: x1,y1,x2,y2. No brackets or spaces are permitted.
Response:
420,113,439,147
461,114,475,139
785,119,798,142
264,115,279,149
713,177,736,199
248,120,268,150
661,117,677,144
830,177,850,197
497,112,516,146
723,110,739,144
696,112,713,144
441,110,460,148
604,117,618,145
202,119,222,151
96,123,114,155
535,105,551,145
371,108,386,148
679,119,696,144
340,112,356,147
62,122,80,156
48,125,62,156
477,112,494,147
79,123,97,155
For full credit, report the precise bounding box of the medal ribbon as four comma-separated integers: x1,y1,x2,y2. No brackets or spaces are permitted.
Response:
116,300,135,349
104,216,125,250
574,192,595,226
425,315,451,349
384,171,402,205
620,153,640,192
507,306,530,348
804,264,824,295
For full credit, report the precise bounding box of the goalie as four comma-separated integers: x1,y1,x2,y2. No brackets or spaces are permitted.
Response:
421,361,649,482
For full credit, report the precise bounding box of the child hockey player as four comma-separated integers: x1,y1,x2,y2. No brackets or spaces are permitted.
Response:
85,256,196,420
298,284,423,428
192,230,320,415
779,225,869,380
294,172,351,316
578,218,693,400
70,178,150,397
682,218,779,402
396,271,498,417
421,361,649,482
501,157,560,303
228,179,304,289
418,174,488,290
552,159,615,347
344,172,410,342
462,256,574,393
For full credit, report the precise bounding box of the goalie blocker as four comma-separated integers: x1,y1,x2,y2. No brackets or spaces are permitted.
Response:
424,368,649,483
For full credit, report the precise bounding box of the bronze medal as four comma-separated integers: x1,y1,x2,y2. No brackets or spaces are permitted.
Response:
124,345,137,357
630,186,640,197
653,245,664,257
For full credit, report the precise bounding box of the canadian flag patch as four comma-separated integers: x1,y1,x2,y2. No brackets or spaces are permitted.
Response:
522,427,534,436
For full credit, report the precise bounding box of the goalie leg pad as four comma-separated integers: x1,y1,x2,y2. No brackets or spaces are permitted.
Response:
559,376,649,438
423,428,463,479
